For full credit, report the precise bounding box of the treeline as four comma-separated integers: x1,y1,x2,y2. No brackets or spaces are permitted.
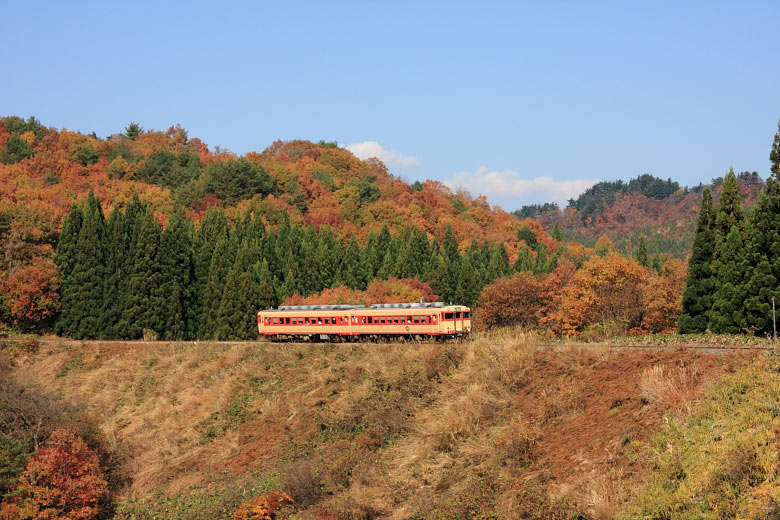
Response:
53,194,519,340
679,165,780,335
566,174,680,222
511,202,559,219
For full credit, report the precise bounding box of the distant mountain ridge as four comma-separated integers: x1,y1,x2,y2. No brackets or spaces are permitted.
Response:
513,171,766,257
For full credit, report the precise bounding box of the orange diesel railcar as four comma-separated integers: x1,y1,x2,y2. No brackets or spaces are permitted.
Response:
257,302,471,342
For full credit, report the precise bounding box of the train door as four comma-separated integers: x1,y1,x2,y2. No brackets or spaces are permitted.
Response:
454,308,463,334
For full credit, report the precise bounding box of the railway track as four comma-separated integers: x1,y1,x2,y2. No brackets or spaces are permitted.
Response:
0,337,775,353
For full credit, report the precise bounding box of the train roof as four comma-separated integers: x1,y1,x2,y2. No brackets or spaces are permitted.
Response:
259,302,469,313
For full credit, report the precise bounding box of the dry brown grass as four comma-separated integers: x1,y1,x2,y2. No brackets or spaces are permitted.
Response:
8,334,751,519
639,363,701,412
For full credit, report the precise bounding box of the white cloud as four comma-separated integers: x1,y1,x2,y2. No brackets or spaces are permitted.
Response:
445,166,600,208
346,141,421,172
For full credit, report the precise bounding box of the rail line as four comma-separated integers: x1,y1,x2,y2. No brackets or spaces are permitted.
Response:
0,337,775,353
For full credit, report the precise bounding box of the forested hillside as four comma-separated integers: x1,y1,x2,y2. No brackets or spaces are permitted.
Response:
0,116,553,337
1,115,779,340
514,171,765,257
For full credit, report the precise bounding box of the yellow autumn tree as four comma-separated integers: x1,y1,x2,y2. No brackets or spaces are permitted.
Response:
561,252,649,335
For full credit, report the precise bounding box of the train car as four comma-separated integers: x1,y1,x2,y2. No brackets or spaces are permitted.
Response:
257,302,471,342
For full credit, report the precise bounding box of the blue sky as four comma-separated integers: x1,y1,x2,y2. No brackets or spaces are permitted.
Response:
2,1,778,210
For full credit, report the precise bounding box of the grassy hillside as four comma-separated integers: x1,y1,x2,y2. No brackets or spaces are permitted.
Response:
4,336,767,519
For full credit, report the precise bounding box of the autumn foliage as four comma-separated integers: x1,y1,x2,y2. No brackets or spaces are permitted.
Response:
233,491,293,520
561,253,649,335
283,278,438,307
1,257,60,326
0,428,108,520
476,252,686,337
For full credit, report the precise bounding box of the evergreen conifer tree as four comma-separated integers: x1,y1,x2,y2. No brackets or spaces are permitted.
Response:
199,227,233,339
60,193,107,339
743,183,780,334
426,254,452,303
713,168,746,244
442,225,461,289
362,230,378,280
709,225,749,334
551,223,562,242
316,226,338,288
679,188,716,333
514,246,534,272
120,210,164,339
378,239,400,279
340,236,366,289
216,237,263,340
256,259,278,310
634,237,649,267
299,226,322,296
456,251,481,307
100,206,127,338
159,208,194,339
193,209,228,328
485,244,510,284
770,120,780,179
53,204,83,337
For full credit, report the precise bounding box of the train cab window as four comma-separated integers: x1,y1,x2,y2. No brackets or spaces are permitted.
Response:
413,316,419,324
456,312,462,319
444,312,454,320
464,311,471,319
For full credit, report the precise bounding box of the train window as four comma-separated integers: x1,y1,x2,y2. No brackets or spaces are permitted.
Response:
421,316,427,324
273,317,278,324
431,315,437,322
367,316,372,324
444,313,454,320
393,316,399,324
379,316,384,324
464,311,471,319
317,317,322,324
360,316,365,324
413,316,419,324
398,316,404,324
456,312,462,319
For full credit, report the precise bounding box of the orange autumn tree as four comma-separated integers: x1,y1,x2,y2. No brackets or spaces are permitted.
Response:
2,428,108,520
475,271,550,329
561,252,649,335
2,257,60,327
641,257,687,334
